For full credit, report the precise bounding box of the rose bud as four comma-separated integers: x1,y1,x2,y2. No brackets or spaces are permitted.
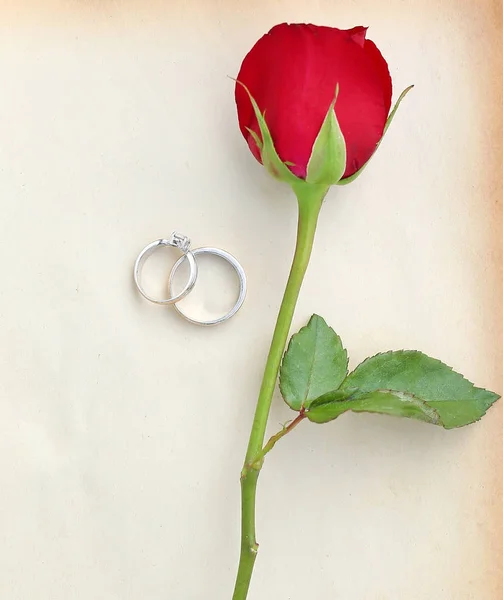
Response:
235,23,412,187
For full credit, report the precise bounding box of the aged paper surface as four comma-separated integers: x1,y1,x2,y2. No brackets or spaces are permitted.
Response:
0,1,501,598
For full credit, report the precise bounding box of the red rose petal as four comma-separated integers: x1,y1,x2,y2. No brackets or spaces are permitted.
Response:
345,25,368,48
363,39,393,115
236,23,391,179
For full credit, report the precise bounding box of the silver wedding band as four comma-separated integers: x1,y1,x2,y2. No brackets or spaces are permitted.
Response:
133,232,246,325
168,247,247,326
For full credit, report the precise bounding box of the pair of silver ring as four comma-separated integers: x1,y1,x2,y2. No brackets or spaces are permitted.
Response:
133,232,246,326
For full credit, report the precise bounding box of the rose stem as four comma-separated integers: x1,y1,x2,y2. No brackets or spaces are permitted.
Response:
231,183,329,600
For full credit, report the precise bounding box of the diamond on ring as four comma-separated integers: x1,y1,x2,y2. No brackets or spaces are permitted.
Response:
168,231,191,253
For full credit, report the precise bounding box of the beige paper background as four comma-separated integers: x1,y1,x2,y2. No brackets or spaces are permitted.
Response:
0,1,502,598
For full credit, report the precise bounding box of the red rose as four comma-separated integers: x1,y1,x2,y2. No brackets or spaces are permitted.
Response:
235,23,410,186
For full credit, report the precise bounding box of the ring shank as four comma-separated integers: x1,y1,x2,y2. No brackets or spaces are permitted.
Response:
133,239,198,305
168,247,246,326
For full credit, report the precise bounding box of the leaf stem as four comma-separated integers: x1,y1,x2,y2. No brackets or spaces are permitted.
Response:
250,411,306,469
231,183,328,600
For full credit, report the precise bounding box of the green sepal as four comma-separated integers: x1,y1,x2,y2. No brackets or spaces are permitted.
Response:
279,314,348,411
245,127,263,152
237,81,302,185
306,86,347,185
337,85,414,186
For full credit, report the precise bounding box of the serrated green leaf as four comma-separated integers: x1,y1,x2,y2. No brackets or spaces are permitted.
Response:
279,314,348,411
306,87,347,185
338,350,499,428
237,81,302,185
307,389,441,425
337,85,414,186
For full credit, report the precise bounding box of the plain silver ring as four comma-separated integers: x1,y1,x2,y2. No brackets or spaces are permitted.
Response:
168,247,246,326
133,234,198,305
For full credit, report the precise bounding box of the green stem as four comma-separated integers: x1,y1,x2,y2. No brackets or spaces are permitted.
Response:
231,183,328,600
